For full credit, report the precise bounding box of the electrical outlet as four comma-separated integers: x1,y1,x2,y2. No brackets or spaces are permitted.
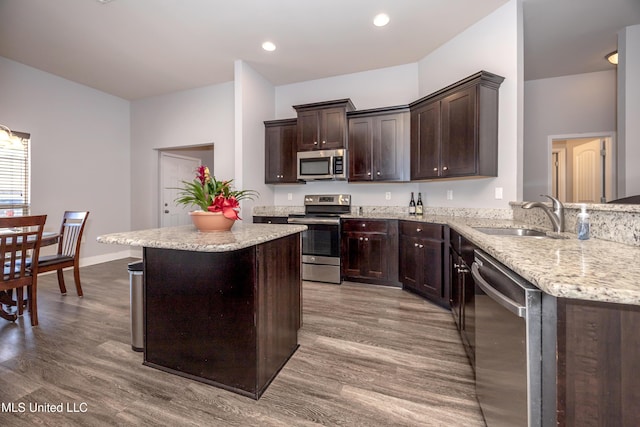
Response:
385,192,391,200
287,193,293,201
447,190,453,200
495,187,503,200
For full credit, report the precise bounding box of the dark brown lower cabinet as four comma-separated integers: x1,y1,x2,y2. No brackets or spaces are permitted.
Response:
399,221,448,308
449,228,476,367
556,298,640,426
341,219,399,286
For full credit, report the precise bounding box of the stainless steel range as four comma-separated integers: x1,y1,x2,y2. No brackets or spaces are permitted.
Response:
287,194,351,284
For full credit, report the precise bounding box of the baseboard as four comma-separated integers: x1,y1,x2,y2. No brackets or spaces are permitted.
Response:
79,249,141,268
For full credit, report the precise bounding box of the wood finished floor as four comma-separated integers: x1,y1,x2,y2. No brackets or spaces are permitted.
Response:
0,259,484,426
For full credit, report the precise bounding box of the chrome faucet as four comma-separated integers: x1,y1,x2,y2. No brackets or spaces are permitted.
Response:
522,194,565,232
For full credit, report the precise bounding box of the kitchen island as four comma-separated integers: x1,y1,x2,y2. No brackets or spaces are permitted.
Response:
98,222,306,399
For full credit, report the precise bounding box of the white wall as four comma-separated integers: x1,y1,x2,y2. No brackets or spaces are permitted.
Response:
523,70,616,200
0,56,131,265
130,82,234,231
415,0,521,208
269,0,520,209
234,60,276,221
618,24,640,197
275,63,419,119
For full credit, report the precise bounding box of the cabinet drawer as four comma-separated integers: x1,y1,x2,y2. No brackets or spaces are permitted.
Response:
253,216,289,224
400,221,443,239
342,219,388,233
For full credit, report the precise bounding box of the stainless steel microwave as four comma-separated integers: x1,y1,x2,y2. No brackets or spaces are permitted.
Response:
297,149,347,181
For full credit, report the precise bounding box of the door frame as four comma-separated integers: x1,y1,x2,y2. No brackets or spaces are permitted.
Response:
547,131,617,202
551,147,567,202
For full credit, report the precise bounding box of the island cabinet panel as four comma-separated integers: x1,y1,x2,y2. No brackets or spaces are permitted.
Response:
143,233,301,400
409,71,503,180
293,99,355,151
347,106,410,182
556,298,640,427
341,219,400,287
264,118,298,184
399,221,448,308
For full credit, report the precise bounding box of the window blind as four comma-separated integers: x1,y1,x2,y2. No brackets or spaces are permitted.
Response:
0,131,30,216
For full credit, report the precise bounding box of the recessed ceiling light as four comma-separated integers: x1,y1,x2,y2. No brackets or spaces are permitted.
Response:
606,51,618,65
373,13,390,27
96,0,115,4
262,41,276,52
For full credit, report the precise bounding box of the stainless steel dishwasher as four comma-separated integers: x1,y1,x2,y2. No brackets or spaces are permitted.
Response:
472,250,555,427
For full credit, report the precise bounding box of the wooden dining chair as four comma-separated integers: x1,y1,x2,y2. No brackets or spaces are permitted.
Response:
0,214,47,326
37,211,89,297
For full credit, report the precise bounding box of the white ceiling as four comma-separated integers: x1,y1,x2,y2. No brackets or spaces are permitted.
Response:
0,0,638,100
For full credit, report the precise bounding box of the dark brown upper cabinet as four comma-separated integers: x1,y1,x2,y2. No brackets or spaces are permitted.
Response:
347,106,410,182
264,118,299,184
409,71,504,180
293,99,355,151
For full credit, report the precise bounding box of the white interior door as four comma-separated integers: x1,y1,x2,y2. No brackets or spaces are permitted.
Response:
160,153,201,227
572,138,602,203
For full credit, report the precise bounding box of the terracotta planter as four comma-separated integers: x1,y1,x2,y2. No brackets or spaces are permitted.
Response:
189,211,235,232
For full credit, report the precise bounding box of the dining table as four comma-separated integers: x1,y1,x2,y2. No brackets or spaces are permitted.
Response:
0,230,60,321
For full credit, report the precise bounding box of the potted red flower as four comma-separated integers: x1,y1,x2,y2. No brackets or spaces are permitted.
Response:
176,166,258,231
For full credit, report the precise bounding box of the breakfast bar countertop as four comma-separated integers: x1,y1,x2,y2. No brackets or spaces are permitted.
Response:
97,222,307,253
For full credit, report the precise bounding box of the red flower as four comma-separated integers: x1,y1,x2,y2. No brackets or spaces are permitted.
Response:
208,195,241,220
196,166,210,186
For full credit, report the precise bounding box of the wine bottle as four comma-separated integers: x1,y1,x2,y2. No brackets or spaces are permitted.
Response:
409,192,416,215
416,192,423,215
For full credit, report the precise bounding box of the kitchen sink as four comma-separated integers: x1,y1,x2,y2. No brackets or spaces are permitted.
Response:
473,227,559,238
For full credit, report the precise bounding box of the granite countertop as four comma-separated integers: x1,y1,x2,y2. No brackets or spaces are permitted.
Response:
97,222,307,253
360,213,640,306
446,218,640,306
254,206,640,306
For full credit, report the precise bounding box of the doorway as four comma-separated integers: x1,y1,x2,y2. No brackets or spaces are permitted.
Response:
158,144,214,227
548,133,616,203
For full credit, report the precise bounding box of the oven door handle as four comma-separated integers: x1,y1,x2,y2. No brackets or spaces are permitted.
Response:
471,262,526,318
287,218,341,225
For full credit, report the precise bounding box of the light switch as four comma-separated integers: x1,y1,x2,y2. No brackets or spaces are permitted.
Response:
495,187,503,199
447,190,453,200
287,193,293,201
385,192,391,200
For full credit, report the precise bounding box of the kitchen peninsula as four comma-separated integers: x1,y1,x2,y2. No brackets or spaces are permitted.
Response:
97,222,307,399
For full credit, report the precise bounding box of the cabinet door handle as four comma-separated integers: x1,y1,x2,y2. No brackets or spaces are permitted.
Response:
433,167,438,172
418,244,424,248
361,223,366,227
414,243,419,247
322,140,326,144
314,141,318,145
416,228,422,232
359,237,363,241
367,172,371,176
376,171,381,176
364,237,369,241
443,166,448,171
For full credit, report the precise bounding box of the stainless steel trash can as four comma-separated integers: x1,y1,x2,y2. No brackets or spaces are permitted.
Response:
127,261,144,352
